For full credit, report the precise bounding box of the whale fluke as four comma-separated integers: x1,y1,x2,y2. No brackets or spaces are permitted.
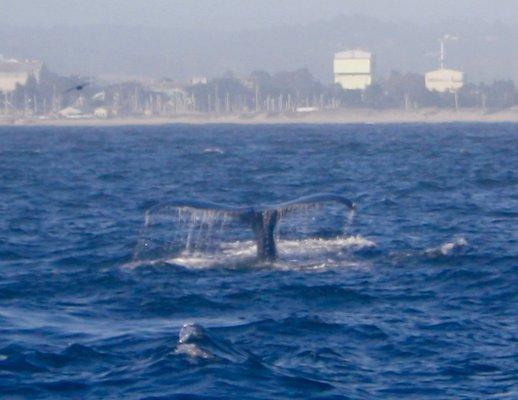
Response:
148,193,355,261
273,193,356,215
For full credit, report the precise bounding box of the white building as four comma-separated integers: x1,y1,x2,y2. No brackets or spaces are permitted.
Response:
425,68,465,93
333,50,373,90
58,106,83,118
425,36,465,93
190,76,208,85
0,58,44,93
94,107,109,119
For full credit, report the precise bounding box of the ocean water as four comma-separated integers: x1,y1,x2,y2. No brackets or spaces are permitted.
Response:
0,123,516,399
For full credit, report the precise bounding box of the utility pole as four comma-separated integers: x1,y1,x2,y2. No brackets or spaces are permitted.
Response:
24,93,28,117
404,93,410,111
134,87,139,114
225,92,230,114
440,38,445,70
52,85,57,114
255,84,260,112
214,84,219,114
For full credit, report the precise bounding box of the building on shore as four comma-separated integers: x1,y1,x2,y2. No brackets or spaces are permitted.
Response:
58,106,83,118
0,57,44,93
333,50,373,90
425,36,465,93
94,107,109,119
425,68,465,93
191,76,208,85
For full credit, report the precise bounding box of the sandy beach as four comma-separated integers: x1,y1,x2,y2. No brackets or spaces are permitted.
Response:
1,108,518,127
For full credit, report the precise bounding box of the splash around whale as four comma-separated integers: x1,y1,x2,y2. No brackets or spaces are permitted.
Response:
136,193,356,264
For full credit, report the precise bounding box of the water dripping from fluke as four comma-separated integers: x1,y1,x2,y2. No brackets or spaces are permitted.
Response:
129,194,369,269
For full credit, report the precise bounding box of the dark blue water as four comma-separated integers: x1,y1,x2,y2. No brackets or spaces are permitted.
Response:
0,123,516,399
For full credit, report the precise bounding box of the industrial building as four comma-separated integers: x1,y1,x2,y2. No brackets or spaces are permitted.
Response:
0,58,44,93
425,36,465,93
333,50,373,90
425,69,465,93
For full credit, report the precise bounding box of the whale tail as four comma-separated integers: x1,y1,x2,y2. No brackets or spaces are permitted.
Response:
244,209,279,261
143,193,356,262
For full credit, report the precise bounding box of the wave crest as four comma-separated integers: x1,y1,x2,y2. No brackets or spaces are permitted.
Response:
126,235,376,270
426,237,468,257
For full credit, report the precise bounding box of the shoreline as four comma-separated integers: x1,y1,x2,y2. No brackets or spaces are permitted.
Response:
1,108,518,127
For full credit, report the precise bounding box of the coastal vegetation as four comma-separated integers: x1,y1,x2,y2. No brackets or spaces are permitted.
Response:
1,67,516,119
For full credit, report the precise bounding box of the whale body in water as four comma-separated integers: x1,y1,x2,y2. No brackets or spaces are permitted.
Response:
148,193,355,262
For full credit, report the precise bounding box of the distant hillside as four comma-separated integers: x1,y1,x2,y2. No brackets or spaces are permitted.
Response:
1,15,516,83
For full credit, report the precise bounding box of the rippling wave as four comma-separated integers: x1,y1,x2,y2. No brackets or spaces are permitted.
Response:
0,123,516,399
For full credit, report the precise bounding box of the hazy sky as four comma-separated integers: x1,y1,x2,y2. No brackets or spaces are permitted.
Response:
1,0,518,28
1,1,517,82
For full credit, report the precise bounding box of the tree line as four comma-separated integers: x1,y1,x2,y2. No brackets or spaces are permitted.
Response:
1,68,516,118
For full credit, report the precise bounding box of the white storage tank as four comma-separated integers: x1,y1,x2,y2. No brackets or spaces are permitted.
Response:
333,50,373,90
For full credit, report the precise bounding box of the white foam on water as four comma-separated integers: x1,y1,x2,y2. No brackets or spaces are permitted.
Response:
175,343,213,359
129,199,368,271
426,237,468,257
202,147,225,154
164,235,375,270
